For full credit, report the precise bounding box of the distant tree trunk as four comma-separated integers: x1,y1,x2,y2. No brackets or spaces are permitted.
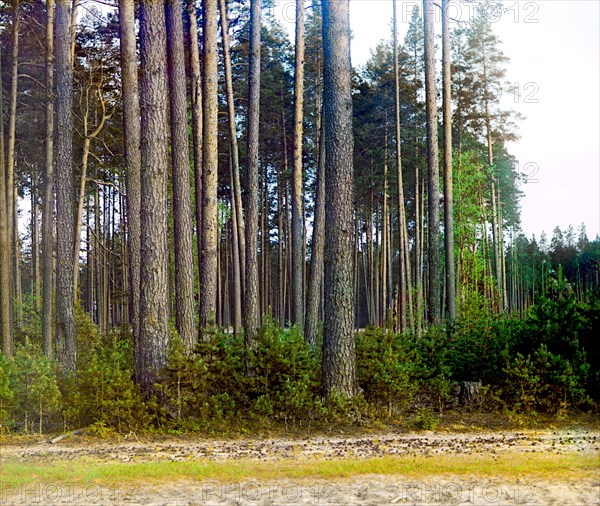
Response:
291,0,306,327
186,0,203,323
0,44,12,356
32,181,41,309
73,80,111,295
321,0,356,399
423,0,441,323
118,0,141,349
167,0,196,350
199,0,219,331
381,117,389,324
138,0,170,392
304,120,325,348
219,0,245,321
244,0,262,342
55,0,77,370
442,0,456,321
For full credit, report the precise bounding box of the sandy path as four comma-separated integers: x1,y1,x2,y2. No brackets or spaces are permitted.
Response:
1,429,598,505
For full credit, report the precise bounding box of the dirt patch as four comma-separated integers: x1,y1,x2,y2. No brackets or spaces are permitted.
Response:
1,429,598,505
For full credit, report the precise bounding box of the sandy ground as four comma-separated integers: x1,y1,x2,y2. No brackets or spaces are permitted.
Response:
1,429,598,505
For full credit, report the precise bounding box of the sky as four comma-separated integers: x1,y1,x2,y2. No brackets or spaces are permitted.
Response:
272,0,600,241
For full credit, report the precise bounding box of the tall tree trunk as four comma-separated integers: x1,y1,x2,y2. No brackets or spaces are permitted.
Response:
55,0,77,370
442,0,456,321
0,44,12,355
219,0,246,300
304,120,325,347
321,0,356,399
32,180,41,309
291,0,306,327
381,117,389,324
199,0,219,331
423,0,441,324
167,0,196,350
244,0,262,342
392,0,413,332
186,0,203,323
138,0,170,392
7,0,20,330
118,0,141,349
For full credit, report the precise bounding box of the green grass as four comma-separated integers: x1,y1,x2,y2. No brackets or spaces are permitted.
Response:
1,452,597,488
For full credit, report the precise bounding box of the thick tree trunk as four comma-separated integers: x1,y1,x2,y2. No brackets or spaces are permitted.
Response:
138,0,170,392
423,0,441,324
118,0,142,349
442,0,456,321
291,0,306,327
55,0,77,370
244,0,262,342
321,0,356,399
199,0,219,331
167,0,196,350
219,0,246,302
0,44,12,355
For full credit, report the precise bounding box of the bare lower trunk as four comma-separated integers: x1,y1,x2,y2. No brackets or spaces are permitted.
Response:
244,0,262,342
118,0,142,348
199,0,219,331
167,0,196,350
0,43,12,355
304,120,325,347
291,0,306,327
321,0,356,399
442,0,456,321
424,0,441,324
219,0,246,300
138,0,170,392
55,0,77,370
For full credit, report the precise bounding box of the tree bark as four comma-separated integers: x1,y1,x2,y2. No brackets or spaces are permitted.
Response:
321,0,356,399
7,0,21,331
167,0,196,350
392,0,413,332
186,0,203,329
442,0,456,321
199,0,219,331
0,43,12,355
244,0,262,342
118,0,142,350
219,0,246,301
55,0,77,370
423,0,441,324
291,0,306,327
304,120,325,348
138,0,170,392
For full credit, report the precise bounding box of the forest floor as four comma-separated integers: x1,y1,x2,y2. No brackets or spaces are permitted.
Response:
0,414,599,505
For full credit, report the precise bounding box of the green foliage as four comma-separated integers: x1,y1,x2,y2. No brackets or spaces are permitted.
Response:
7,339,62,434
0,355,14,433
356,327,417,417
